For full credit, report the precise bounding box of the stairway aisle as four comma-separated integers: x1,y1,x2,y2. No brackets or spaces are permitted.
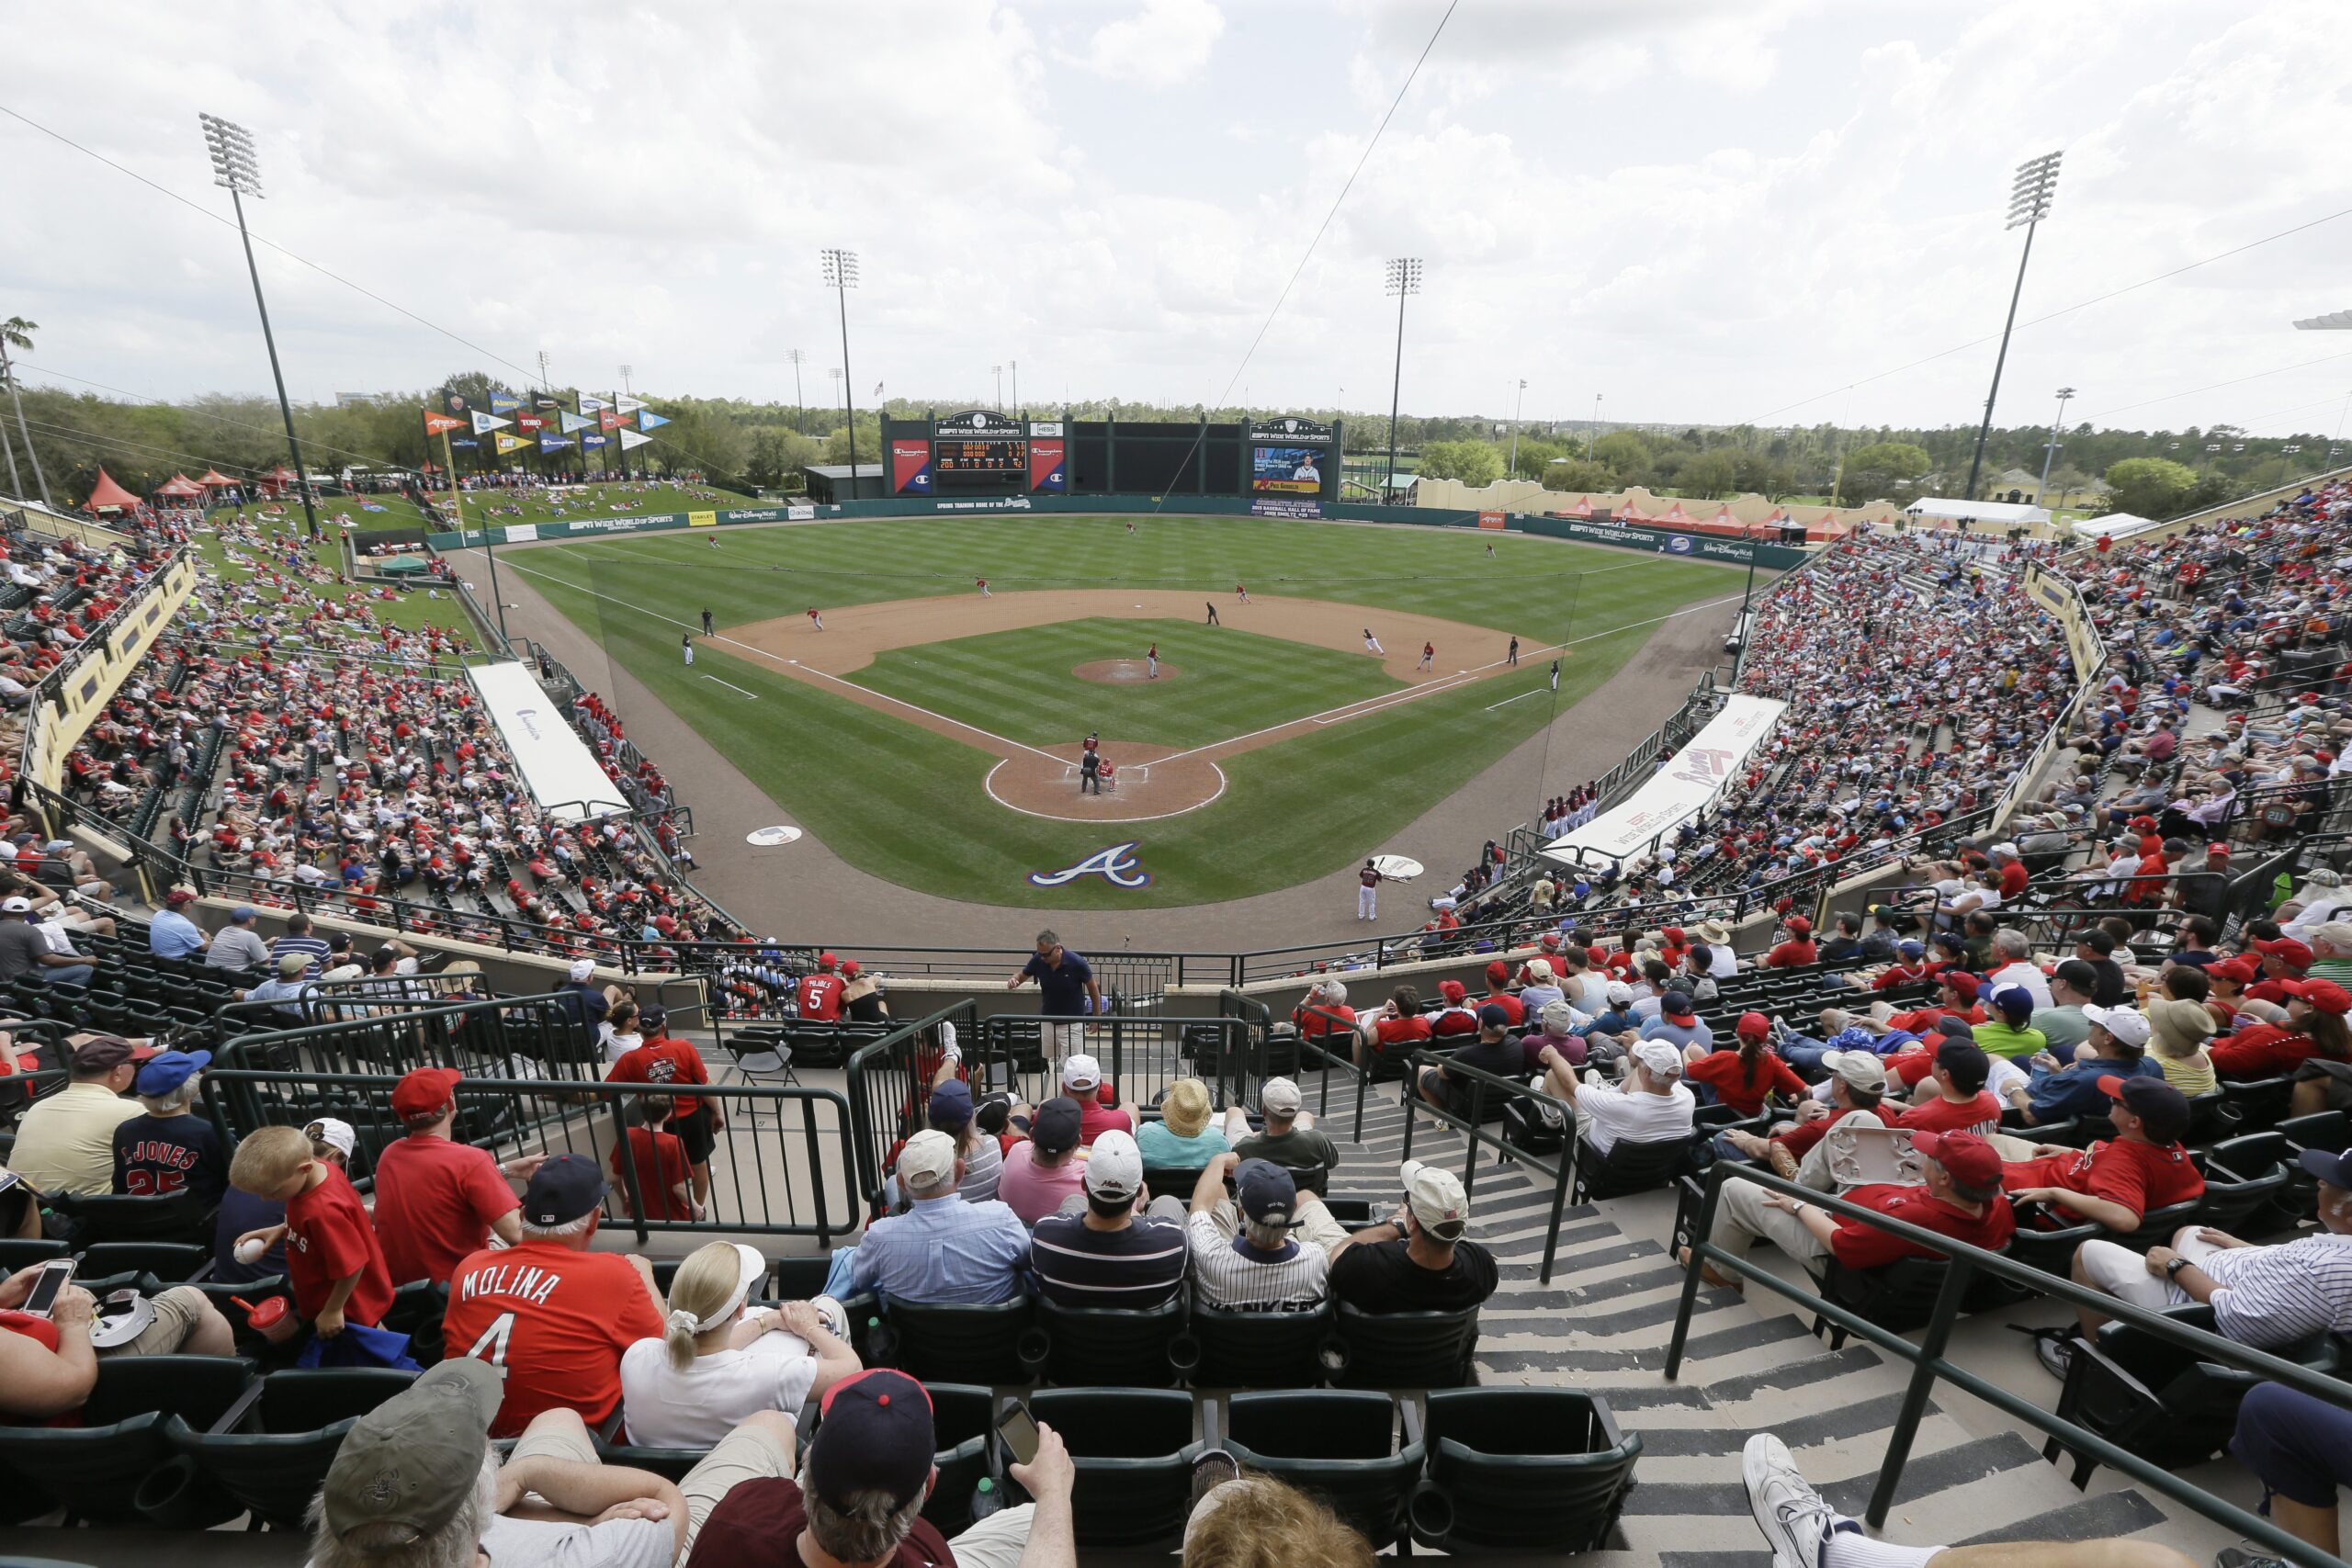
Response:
1322,1084,2221,1563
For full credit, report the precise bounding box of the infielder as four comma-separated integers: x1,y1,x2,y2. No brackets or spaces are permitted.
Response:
807,607,824,631
1205,601,1221,626
1236,583,1250,603
1418,641,1435,671
977,577,990,597
1363,628,1384,654
682,632,695,667
1358,859,1385,920
1550,658,1561,692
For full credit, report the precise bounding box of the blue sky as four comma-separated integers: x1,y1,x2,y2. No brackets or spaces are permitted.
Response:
6,0,2350,441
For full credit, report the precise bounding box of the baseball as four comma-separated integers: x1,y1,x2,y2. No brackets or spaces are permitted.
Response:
234,1238,266,1265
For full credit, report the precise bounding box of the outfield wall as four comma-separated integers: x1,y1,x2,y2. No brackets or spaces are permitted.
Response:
425,495,1813,569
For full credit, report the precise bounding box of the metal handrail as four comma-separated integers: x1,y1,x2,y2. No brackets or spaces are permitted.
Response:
1396,1046,1577,1282
1667,1160,2352,1566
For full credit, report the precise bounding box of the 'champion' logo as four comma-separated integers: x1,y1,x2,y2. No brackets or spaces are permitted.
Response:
1027,841,1152,889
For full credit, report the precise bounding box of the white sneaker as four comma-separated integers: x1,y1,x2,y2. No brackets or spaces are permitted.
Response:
1744,1433,1840,1568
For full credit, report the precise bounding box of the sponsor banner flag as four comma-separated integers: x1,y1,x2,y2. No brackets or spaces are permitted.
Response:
1028,438,1066,493
489,390,525,414
514,414,546,432
423,410,465,436
538,434,573,453
580,395,611,413
617,428,652,450
493,433,532,454
442,389,470,416
536,397,560,410
890,439,932,494
599,409,621,432
581,434,609,448
559,410,594,434
636,411,670,431
616,395,644,413
451,437,480,449
471,411,513,434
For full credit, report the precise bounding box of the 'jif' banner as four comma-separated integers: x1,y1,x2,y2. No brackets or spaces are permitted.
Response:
494,433,531,454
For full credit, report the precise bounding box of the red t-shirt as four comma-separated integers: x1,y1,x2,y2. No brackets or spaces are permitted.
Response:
605,1035,712,1119
1481,993,1526,1028
1430,1007,1481,1040
797,974,845,1022
1894,1091,2001,1135
1369,1013,1433,1063
2210,1023,2320,1077
611,1127,694,1221
1294,1002,1356,1039
1997,861,2030,899
1765,939,1818,969
285,1166,394,1326
1872,963,1929,992
2001,1139,2205,1224
1683,1047,1806,1116
689,1478,954,1568
1829,1183,2017,1269
1078,1098,1134,1148
445,1240,665,1438
371,1135,520,1288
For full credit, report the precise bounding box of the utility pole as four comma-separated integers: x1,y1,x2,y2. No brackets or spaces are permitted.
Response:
201,113,321,539
993,364,1003,412
1383,258,1420,502
821,249,861,483
1011,359,1018,416
2036,386,2075,506
0,329,43,509
1589,392,1602,460
786,349,808,435
1963,151,2064,502
1509,378,1528,479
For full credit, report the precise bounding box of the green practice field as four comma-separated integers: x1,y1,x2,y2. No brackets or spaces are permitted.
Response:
513,514,1741,908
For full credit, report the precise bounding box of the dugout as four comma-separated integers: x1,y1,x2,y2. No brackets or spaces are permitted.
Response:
876,410,1343,509
802,462,888,502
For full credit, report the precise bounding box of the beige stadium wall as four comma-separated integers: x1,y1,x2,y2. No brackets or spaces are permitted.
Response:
2109,464,2352,546
1409,476,1905,529
27,551,200,794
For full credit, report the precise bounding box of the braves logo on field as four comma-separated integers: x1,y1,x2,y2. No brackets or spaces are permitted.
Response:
1028,841,1152,889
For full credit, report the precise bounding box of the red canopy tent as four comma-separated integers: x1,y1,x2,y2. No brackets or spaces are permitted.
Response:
195,468,238,488
1556,493,1594,517
1657,501,1699,524
153,474,205,499
82,468,141,513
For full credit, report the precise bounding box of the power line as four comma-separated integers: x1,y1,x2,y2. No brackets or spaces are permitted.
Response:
2076,348,2352,423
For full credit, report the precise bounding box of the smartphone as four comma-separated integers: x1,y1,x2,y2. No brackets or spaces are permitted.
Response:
995,1401,1039,1467
19,1258,74,1319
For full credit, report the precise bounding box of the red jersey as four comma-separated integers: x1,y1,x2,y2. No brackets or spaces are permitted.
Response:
1893,1091,2001,1136
1360,866,1381,888
2001,1138,2205,1224
1998,861,2030,899
797,973,844,1022
1828,1184,2016,1269
605,1034,712,1119
1294,1001,1356,1038
1764,939,1818,969
1682,1048,1806,1117
1078,1099,1133,1148
285,1166,394,1327
371,1135,520,1287
1430,1007,1481,1040
1366,1013,1433,1065
445,1240,665,1437
1481,992,1526,1028
2210,1023,2321,1077
1871,963,1929,991
611,1127,694,1221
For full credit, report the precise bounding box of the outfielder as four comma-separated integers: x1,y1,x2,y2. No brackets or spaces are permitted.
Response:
682,633,695,667
977,577,990,597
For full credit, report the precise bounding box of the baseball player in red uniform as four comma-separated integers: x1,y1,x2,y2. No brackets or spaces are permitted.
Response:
1358,859,1385,920
1147,643,1159,679
1236,583,1250,603
1419,641,1435,671
977,578,990,597
807,607,824,630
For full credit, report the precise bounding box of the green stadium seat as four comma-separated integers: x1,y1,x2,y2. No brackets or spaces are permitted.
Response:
0,1355,255,1527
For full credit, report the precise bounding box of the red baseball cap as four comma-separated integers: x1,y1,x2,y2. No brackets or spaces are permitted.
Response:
817,952,840,971
1439,978,1467,1002
391,1066,463,1120
1784,915,1812,935
842,960,862,978
1911,1130,2001,1191
1539,933,1564,952
1486,960,1510,986
2209,956,2259,984
2256,936,2315,969
1941,972,1982,999
1662,927,1686,942
2280,977,2352,1014
1736,1010,1771,1039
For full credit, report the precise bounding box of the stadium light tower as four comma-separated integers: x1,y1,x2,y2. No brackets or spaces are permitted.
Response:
200,111,321,540
2035,386,2075,505
820,248,861,482
1962,150,2063,503
785,349,808,434
1383,257,1421,502
2292,313,2352,471
1589,392,1602,459
1508,378,1528,479
993,364,1003,412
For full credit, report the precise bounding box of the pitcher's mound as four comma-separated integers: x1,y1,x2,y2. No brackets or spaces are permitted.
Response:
1074,659,1180,684
986,740,1226,822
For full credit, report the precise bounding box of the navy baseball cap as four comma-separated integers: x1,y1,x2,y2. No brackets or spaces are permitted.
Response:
1476,1002,1510,1030
134,1048,211,1096
521,1154,607,1228
2299,1146,2352,1190
1235,1157,1298,1226
806,1370,935,1512
1031,1096,1082,1156
1934,1041,1990,1092
928,1078,975,1131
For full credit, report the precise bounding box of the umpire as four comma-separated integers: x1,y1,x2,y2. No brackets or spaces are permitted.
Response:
1080,748,1102,795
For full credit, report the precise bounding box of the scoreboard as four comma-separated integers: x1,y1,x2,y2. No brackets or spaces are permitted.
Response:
891,409,1062,496
934,435,1026,477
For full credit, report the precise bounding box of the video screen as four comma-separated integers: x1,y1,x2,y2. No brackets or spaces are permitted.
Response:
1252,446,1323,494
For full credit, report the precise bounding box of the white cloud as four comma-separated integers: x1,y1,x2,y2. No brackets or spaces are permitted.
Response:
1066,0,1225,85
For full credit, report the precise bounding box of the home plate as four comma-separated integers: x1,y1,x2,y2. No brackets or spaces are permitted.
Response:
746,826,803,847
1371,854,1422,880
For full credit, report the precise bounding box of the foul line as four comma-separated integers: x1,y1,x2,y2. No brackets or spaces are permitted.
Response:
701,674,757,698
1485,688,1547,711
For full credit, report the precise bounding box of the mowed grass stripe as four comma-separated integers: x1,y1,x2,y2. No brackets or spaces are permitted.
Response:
854,619,1396,749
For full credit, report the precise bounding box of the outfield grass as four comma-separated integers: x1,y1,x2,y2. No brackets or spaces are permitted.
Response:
520,515,1736,908
855,618,1398,750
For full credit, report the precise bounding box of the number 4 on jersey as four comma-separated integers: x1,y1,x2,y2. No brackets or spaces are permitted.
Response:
466,1312,516,1367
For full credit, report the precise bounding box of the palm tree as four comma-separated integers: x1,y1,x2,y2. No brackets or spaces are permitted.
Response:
0,318,51,511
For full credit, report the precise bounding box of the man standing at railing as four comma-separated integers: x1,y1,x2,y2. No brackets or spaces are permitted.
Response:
1008,930,1100,1057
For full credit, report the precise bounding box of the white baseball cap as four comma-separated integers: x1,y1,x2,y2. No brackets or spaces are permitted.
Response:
0,897,29,914
1399,1160,1469,1235
1260,1077,1302,1114
897,1129,959,1189
1523,958,1554,981
2082,1004,2154,1049
1604,980,1634,1007
1061,1054,1103,1091
567,957,595,981
1082,1129,1144,1201
1817,1050,1890,1091
1633,1040,1685,1078
304,1117,357,1156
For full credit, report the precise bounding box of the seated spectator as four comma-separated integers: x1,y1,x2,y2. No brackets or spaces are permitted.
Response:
0,894,92,987
1329,1159,1498,1314
1000,1097,1089,1224
307,1357,792,1568
1974,984,2049,1060
227,1123,395,1339
1178,1472,1378,1567
1514,958,1566,1016
1685,1131,2015,1292
1292,976,1355,1041
1351,984,1431,1074
1763,914,1817,968
553,955,611,1036
1682,1012,1807,1117
838,960,889,1024
11,1035,153,1195
2145,995,2219,1094
2213,976,2352,1079
1415,1003,1540,1116
147,886,210,960
1638,990,1713,1052
1479,961,1526,1026
1571,984,1640,1046
1059,1054,1134,1145
1136,1076,1227,1169
110,1048,227,1209
212,1177,288,1284
2030,960,2098,1055
2060,1145,2352,1372
1537,1039,1696,1157
1427,978,1480,1039
1186,1153,1348,1312
1030,1129,1188,1308
1226,1077,1339,1179
0,1266,100,1419
1986,928,2052,1009
1997,1077,2204,1233
620,1240,860,1447
688,1369,1076,1568
2006,1005,2165,1125
372,1066,544,1287
240,951,318,1016
268,909,331,977
2232,1382,2352,1564
442,1154,666,1437
1719,1052,1896,1182
598,998,644,1064
1892,1042,2002,1136
605,1004,719,1204
204,904,272,972
925,1079,1002,1202
612,1095,698,1221
844,1129,1029,1304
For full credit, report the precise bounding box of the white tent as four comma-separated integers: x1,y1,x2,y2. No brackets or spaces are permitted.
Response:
2070,512,2164,540
1902,497,2052,525
1541,694,1787,870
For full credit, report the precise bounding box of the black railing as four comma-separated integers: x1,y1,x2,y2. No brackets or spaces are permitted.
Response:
842,1000,979,1212
1667,1161,2352,1566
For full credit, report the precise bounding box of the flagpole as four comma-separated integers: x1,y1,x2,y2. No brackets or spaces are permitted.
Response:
445,428,506,648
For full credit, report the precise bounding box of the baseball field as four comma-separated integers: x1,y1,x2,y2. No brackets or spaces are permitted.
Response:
490,513,1742,908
